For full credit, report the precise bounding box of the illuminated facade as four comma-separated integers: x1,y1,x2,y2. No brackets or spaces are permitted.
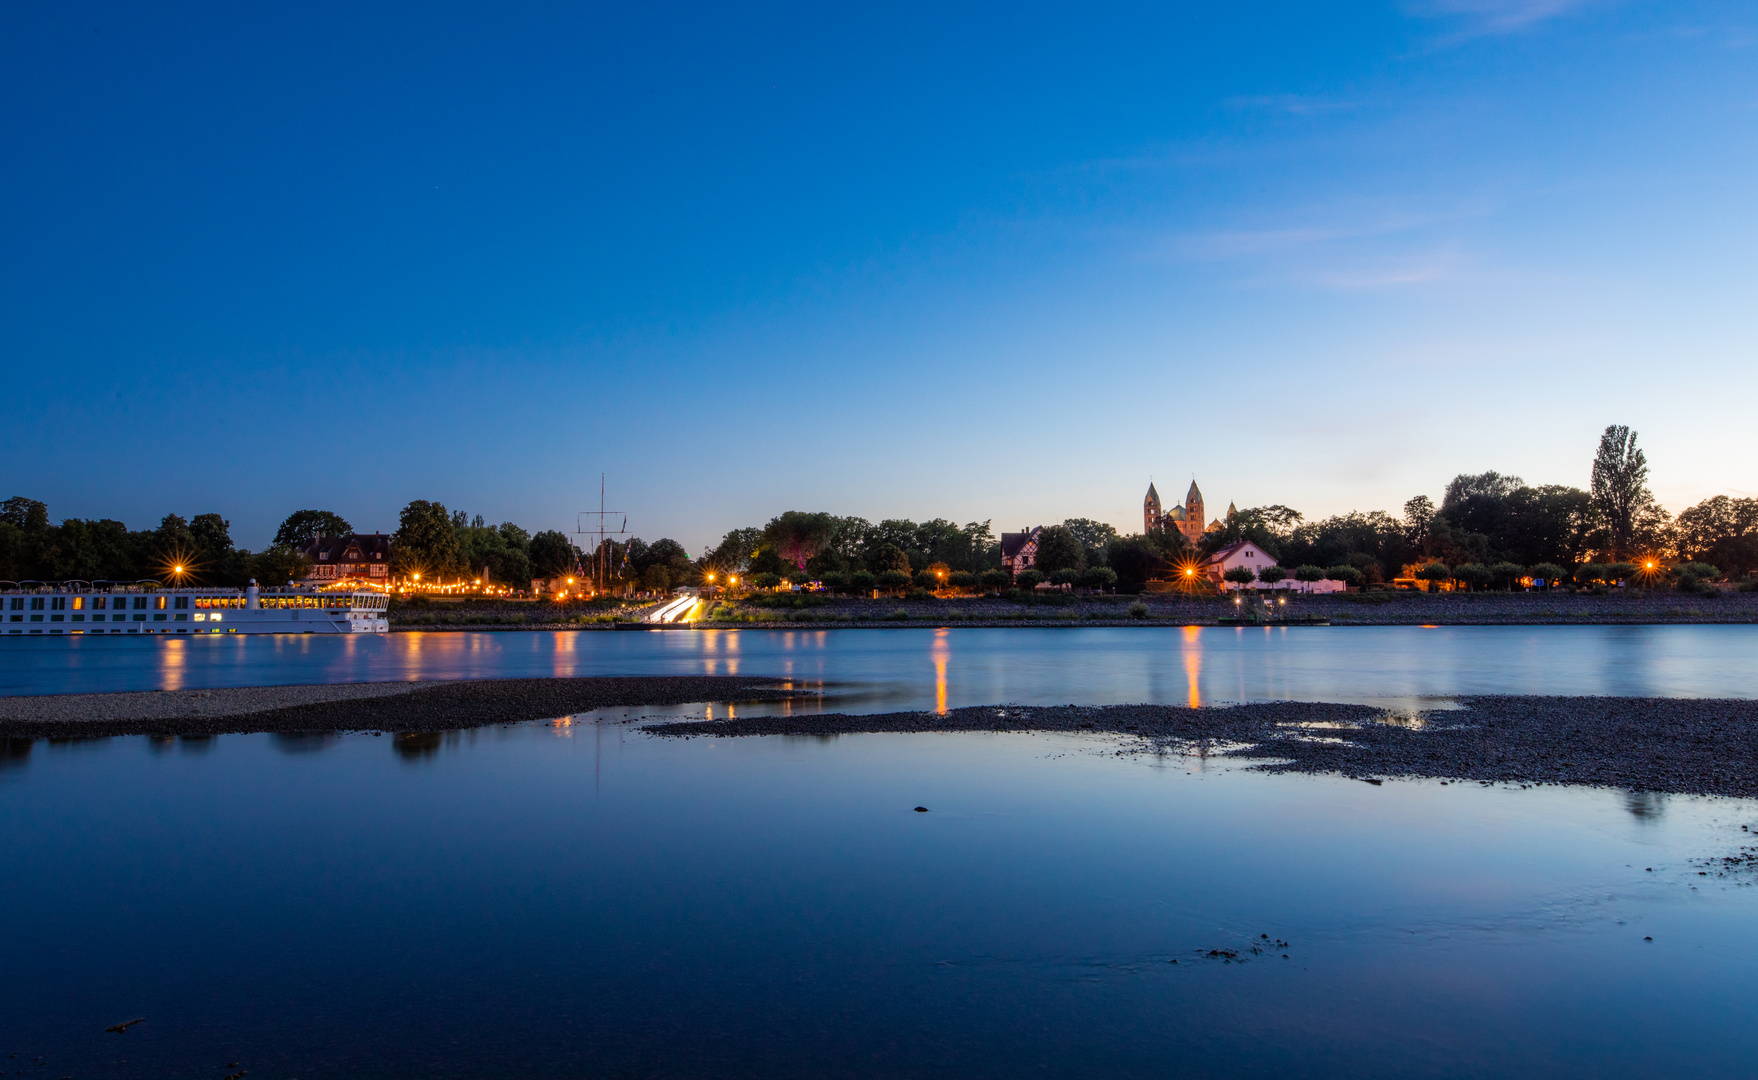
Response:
3,581,389,636
304,533,392,582
1145,480,1224,544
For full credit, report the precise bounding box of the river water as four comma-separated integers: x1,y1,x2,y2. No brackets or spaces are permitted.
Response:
3,624,1756,708
4,626,1758,1077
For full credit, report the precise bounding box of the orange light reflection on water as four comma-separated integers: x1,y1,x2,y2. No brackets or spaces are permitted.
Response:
160,637,187,692
931,627,950,715
1181,625,1201,708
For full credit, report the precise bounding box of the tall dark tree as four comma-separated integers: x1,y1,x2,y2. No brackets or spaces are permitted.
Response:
1032,526,1086,575
1675,496,1758,577
1,497,49,533
762,511,837,570
1105,536,1166,593
1590,425,1653,558
1402,496,1436,545
529,530,578,578
394,500,463,576
274,510,354,549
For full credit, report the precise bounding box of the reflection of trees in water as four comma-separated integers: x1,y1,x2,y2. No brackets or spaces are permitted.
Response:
1624,790,1666,821
273,732,336,755
179,735,215,754
1,738,33,769
394,731,444,760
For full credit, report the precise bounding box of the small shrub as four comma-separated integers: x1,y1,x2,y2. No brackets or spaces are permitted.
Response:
1530,563,1567,587
1127,600,1150,619
1325,565,1364,587
1078,566,1118,590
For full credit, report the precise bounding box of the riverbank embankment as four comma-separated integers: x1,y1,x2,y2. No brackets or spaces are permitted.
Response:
0,675,797,738
389,590,1758,631
644,695,1758,799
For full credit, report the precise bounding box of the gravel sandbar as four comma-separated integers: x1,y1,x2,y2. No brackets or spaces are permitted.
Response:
0,676,795,738
642,696,1758,798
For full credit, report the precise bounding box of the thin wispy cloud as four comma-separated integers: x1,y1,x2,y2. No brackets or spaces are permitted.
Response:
1224,94,1363,116
1406,0,1599,37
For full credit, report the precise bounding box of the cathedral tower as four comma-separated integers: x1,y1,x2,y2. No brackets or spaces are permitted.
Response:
1185,481,1204,533
1144,482,1162,535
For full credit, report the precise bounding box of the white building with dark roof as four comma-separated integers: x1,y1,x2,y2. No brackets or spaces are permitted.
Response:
304,533,392,583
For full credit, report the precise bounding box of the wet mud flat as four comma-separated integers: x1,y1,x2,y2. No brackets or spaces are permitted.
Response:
643,695,1758,798
0,676,798,738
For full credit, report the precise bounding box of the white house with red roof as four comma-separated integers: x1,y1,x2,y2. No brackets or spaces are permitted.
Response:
1199,541,1346,593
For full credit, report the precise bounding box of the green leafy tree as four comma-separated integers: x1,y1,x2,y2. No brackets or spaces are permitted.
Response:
394,500,463,577
1222,565,1256,589
1402,496,1436,545
1015,569,1044,590
1490,562,1524,589
1256,565,1288,586
1590,424,1656,559
1529,563,1567,588
1049,568,1081,587
850,570,877,593
1325,565,1364,587
1105,536,1166,593
529,530,578,578
706,527,764,574
1294,565,1325,583
250,545,312,585
1675,496,1758,577
1078,566,1118,590
1,497,49,534
979,568,1010,590
763,511,837,570
1414,562,1452,591
1061,518,1119,565
1454,563,1492,591
875,569,910,590
1032,526,1086,575
273,510,354,549
874,543,912,575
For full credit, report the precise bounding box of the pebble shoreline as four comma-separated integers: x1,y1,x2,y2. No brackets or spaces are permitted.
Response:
6,679,1754,798
642,696,1758,798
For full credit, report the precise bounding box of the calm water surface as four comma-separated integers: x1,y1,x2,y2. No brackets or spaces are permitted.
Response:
4,723,1756,1078
3,624,1757,707
6,627,1758,1076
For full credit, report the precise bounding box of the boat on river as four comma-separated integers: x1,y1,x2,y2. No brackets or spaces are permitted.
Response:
2,580,389,636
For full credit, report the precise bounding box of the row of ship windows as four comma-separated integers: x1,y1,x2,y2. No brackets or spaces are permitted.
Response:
5,595,389,611
9,610,388,623
11,613,189,622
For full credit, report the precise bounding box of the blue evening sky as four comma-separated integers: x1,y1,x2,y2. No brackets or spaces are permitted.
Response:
3,1,1754,551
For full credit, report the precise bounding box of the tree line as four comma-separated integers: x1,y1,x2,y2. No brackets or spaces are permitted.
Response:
5,425,1750,595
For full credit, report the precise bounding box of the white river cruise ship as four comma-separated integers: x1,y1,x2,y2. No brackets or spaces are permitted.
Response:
2,581,389,636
